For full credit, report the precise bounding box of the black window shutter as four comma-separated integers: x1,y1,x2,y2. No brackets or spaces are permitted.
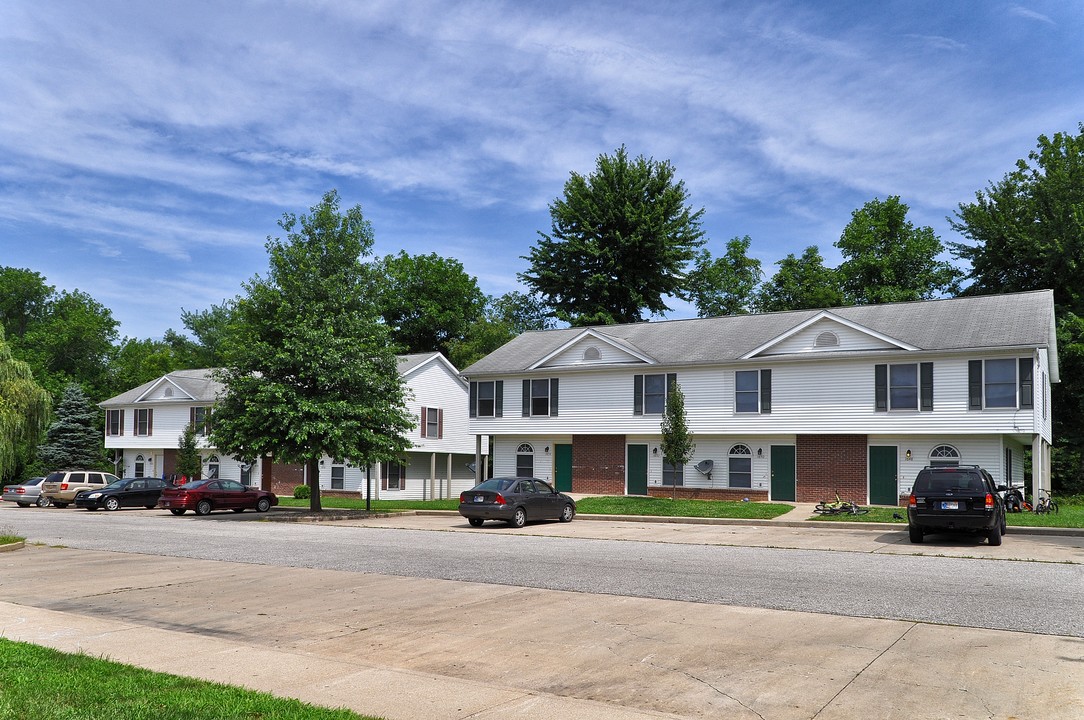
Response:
874,364,888,411
920,362,934,411
437,408,443,439
760,369,772,414
1019,358,1033,409
550,378,559,417
968,360,983,410
420,406,427,438
495,380,503,417
120,409,124,436
522,379,531,417
633,375,644,415
469,382,477,418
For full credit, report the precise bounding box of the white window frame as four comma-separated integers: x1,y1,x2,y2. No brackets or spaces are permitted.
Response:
728,444,752,489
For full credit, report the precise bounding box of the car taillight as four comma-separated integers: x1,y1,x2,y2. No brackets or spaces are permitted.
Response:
985,493,995,510
908,493,916,508
15,488,25,495
494,493,506,506
459,492,468,503
60,483,69,490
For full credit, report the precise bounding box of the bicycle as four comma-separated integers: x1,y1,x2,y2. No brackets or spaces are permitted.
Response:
813,493,869,516
1034,490,1059,515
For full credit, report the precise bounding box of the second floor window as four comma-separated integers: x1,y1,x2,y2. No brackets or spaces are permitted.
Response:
134,408,153,436
875,362,933,411
522,378,559,417
735,369,772,414
968,358,1033,410
420,407,443,438
191,406,212,435
634,373,676,415
469,380,504,418
106,409,124,436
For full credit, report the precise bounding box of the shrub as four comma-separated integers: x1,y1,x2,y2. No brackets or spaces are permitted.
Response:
293,484,311,499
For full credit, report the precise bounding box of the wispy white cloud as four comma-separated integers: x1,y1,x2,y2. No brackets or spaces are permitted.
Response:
1008,5,1055,25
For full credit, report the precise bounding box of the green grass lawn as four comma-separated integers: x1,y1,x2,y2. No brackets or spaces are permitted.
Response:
279,493,1084,527
0,533,25,544
0,638,378,720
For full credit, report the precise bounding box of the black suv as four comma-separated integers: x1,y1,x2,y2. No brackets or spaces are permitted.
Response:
907,465,1007,546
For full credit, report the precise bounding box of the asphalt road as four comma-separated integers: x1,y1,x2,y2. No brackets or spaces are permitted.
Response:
3,505,1082,637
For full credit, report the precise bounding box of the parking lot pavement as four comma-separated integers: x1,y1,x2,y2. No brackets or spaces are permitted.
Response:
2,546,1082,720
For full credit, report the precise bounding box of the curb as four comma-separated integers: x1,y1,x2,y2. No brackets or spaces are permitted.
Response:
0,541,26,553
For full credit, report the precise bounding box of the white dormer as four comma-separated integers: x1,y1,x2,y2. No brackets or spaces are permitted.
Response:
744,312,919,358
532,328,656,369
135,377,195,403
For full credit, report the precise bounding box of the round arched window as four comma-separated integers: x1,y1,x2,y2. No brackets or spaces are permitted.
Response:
728,444,752,456
929,445,960,467
163,386,174,397
815,331,839,348
517,443,534,454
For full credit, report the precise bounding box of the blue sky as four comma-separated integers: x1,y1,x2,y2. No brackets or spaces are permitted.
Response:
2,1,1082,340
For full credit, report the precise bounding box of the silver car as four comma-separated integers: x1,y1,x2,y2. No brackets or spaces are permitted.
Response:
2,477,48,507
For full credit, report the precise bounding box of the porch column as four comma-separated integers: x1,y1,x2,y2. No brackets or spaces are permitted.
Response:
446,454,453,499
475,435,483,483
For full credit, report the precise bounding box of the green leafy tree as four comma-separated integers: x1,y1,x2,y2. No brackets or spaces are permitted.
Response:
950,124,1084,492
176,423,202,480
0,267,52,339
836,196,961,305
0,328,51,481
373,252,486,356
489,291,554,335
210,190,415,511
107,338,182,398
685,236,762,317
754,246,845,312
659,380,694,501
520,145,706,326
166,301,239,368
36,382,103,471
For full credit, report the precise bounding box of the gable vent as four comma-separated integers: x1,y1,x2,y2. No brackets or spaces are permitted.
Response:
814,331,839,348
582,346,601,361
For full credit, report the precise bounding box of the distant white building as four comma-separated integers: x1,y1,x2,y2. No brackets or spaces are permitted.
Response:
99,352,488,499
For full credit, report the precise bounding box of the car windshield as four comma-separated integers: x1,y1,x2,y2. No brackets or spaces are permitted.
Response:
26,477,44,486
471,478,516,492
179,480,214,489
103,480,129,490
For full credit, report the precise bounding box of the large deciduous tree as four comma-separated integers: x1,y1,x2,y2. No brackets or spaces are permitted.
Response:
0,328,51,481
36,382,103,472
447,291,555,370
373,251,486,357
520,146,706,326
836,196,960,305
754,246,844,312
210,190,415,511
684,236,762,317
950,124,1084,492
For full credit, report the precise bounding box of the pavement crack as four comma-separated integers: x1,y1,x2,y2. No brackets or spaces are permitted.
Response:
810,622,917,720
637,655,766,719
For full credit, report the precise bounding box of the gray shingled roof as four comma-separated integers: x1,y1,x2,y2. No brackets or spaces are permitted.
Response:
461,290,1057,376
100,369,221,407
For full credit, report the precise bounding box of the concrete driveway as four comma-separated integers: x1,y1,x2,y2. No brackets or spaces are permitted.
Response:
1,512,1082,720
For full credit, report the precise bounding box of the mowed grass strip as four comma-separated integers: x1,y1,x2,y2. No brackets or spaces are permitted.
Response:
0,639,378,720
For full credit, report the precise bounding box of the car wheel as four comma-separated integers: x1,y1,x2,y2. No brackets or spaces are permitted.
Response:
987,523,1003,546
559,504,575,522
908,525,924,544
169,508,186,516
509,507,526,528
468,517,484,527
52,502,67,509
195,500,212,516
1000,516,1007,535
36,496,51,508
104,497,120,511
256,497,271,513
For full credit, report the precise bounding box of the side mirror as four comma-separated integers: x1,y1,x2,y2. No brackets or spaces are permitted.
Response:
996,484,1008,492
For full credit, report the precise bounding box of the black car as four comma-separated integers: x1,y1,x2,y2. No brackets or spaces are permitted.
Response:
459,477,576,528
74,477,174,511
907,465,1007,545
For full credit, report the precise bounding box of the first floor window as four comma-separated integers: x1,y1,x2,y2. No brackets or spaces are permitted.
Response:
134,454,145,478
106,409,123,436
929,445,960,467
331,463,345,489
205,455,220,479
383,460,404,490
728,444,752,488
134,408,153,436
516,443,534,477
662,460,683,486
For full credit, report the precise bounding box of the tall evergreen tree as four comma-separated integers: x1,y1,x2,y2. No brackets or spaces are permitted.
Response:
37,382,103,471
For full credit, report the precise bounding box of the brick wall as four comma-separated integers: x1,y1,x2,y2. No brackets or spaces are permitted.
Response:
268,461,305,496
796,434,867,503
572,435,626,494
648,487,769,502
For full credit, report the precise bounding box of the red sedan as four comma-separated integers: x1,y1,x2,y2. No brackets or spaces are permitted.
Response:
157,479,278,516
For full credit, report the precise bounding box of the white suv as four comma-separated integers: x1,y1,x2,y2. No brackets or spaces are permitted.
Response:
41,470,121,508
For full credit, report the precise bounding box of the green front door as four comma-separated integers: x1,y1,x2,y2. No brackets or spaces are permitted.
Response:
770,445,796,502
869,446,899,505
627,444,648,495
554,444,573,492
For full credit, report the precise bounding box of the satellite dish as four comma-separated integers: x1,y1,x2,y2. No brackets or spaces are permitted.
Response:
694,459,714,482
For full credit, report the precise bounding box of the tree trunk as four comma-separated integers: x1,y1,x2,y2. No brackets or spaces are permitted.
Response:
307,457,322,512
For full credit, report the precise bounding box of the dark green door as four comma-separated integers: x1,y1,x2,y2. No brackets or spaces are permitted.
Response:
770,445,796,502
627,444,648,495
554,444,573,492
869,446,898,505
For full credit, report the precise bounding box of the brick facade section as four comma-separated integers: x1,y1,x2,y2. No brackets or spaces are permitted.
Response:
267,460,305,496
572,435,626,494
796,434,867,503
648,487,769,502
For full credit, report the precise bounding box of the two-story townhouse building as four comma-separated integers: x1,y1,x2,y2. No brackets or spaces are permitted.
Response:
99,352,487,499
461,290,1058,505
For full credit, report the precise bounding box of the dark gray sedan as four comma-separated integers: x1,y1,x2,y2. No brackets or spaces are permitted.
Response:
458,477,576,528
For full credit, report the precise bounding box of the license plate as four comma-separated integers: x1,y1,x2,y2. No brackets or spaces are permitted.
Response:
940,501,959,510
474,495,484,503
